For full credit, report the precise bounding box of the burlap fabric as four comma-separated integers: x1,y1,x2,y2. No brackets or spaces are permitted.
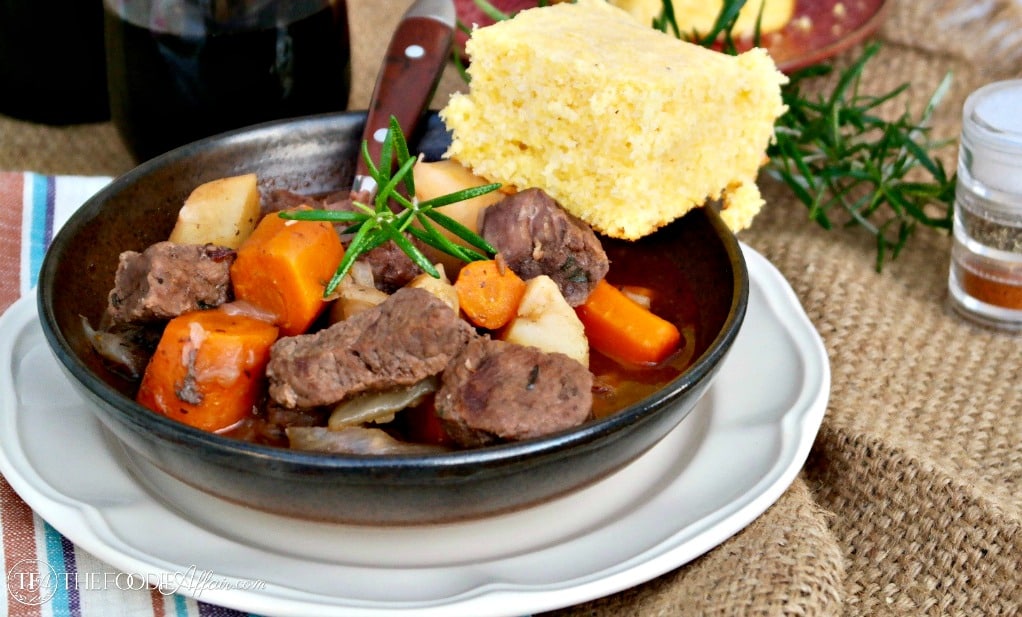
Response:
2,1,1020,615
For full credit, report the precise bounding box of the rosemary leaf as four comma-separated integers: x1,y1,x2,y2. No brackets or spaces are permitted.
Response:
381,218,440,277
359,140,380,183
377,129,396,194
388,116,417,196
419,183,502,208
326,222,377,296
406,219,488,264
281,209,365,223
422,208,497,255
467,0,512,21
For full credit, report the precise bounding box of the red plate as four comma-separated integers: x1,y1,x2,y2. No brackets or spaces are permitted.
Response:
744,0,891,72
454,0,891,73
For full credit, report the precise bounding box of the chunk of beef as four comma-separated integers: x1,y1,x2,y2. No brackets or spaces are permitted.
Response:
267,287,477,408
435,338,594,448
481,188,609,306
105,241,235,325
261,189,324,215
359,241,424,293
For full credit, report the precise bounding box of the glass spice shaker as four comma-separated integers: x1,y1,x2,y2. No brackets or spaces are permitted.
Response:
948,79,1022,331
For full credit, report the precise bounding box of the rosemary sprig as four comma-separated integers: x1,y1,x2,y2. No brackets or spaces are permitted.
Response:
768,44,955,270
653,0,956,270
280,116,500,296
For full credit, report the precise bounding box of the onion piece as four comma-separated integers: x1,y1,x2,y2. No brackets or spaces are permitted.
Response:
328,260,389,322
327,377,439,429
619,286,653,309
219,299,279,324
286,426,448,455
80,315,158,379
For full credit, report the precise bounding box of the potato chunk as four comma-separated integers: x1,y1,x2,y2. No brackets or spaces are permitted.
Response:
413,160,507,276
413,160,505,236
501,275,589,366
407,265,459,313
169,173,261,249
328,261,389,323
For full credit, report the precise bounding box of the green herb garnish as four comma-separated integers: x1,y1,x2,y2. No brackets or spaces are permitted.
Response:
280,116,500,296
766,44,955,270
655,0,956,271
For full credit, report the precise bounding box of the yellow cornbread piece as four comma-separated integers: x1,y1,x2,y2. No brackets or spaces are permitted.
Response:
440,0,787,239
609,0,796,37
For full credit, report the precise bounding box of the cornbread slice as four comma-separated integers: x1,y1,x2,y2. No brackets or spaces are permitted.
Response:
440,0,787,240
608,0,795,37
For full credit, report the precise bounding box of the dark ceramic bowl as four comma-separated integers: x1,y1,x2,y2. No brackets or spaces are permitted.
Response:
37,111,748,525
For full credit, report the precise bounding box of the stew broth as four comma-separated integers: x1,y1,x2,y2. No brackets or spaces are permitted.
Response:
221,229,706,449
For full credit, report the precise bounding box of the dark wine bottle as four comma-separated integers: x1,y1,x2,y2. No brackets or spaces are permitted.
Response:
104,1,351,162
0,0,109,124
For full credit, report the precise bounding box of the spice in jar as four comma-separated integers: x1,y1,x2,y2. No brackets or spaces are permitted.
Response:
948,79,1022,330
956,254,1022,310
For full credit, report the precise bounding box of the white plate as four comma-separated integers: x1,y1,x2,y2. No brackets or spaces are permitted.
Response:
0,245,829,617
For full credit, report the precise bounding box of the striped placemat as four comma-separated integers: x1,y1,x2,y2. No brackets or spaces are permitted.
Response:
0,171,257,617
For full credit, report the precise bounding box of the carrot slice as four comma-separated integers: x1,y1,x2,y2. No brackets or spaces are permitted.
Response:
230,208,345,336
400,399,454,448
454,259,527,330
136,309,279,432
575,279,681,365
